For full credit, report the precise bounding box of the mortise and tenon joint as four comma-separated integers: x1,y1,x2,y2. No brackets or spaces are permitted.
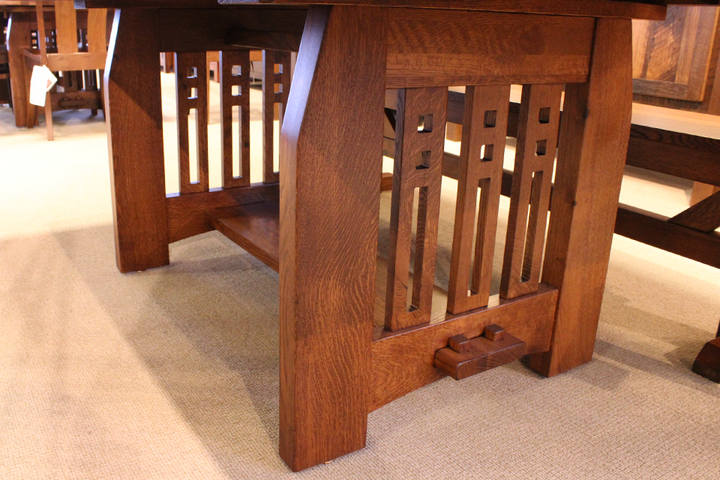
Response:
434,325,526,380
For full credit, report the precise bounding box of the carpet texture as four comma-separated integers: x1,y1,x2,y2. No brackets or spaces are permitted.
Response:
1,75,719,479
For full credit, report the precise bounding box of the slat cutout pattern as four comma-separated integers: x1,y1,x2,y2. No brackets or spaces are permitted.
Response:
385,87,447,332
263,50,292,184
501,84,562,300
447,85,510,314
176,52,209,194
220,50,252,188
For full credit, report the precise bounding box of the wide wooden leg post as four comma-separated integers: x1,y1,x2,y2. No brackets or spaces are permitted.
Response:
105,9,169,273
279,6,386,471
7,12,31,128
529,18,633,377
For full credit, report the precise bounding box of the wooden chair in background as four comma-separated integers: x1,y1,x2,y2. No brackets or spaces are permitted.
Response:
23,0,107,140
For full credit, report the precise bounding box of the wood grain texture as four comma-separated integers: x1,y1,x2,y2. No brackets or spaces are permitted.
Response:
7,11,32,127
175,52,209,194
669,190,720,231
263,49,291,184
167,183,279,243
217,0,667,20
370,284,558,411
627,125,720,186
501,84,562,300
204,201,280,270
632,6,719,101
386,10,594,88
385,87,446,331
220,50,252,188
615,204,720,268
434,331,526,380
156,7,307,54
447,85,509,314
105,9,169,273
529,18,633,377
692,337,720,382
278,6,386,471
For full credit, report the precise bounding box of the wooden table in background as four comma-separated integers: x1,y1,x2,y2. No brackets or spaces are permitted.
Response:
74,0,706,472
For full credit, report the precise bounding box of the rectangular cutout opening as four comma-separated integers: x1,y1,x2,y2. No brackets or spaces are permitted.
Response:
232,65,242,76
539,107,551,124
273,103,282,174
274,63,283,75
520,171,543,283
232,85,241,97
274,83,283,94
536,139,547,157
188,108,199,184
188,87,197,100
484,110,497,128
418,114,434,133
416,150,431,170
481,144,494,162
187,66,197,79
232,105,241,178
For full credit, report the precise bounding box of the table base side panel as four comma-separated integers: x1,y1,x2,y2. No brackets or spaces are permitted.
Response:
370,285,558,412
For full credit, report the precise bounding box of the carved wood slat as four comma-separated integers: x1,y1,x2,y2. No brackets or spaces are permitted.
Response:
447,85,510,314
501,84,563,300
176,52,209,195
220,50,252,188
385,87,447,332
263,50,292,184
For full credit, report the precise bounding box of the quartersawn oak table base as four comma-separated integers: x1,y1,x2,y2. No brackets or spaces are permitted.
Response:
84,0,669,472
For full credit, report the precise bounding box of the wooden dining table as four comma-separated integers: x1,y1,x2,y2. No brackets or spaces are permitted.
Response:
72,0,717,472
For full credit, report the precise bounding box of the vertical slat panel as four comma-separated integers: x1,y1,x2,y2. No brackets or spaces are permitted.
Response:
385,87,447,332
86,8,108,54
447,85,510,314
220,50,251,188
263,50,292,184
54,0,78,54
501,84,563,299
175,52,209,195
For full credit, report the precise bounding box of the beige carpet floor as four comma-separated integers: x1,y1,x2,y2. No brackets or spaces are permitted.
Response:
1,75,719,479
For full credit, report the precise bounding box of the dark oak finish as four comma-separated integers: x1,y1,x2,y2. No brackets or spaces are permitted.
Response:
615,205,720,269
371,285,558,411
105,9,169,273
93,0,668,471
263,49,291,184
175,51,210,194
448,334,471,353
385,87,446,331
434,328,526,380
447,85,509,314
529,18,634,377
501,84,562,300
205,201,280,271
220,50,252,188
278,6,386,471
692,337,720,383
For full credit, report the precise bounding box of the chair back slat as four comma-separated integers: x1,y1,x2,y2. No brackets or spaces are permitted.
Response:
54,0,78,54
86,8,108,54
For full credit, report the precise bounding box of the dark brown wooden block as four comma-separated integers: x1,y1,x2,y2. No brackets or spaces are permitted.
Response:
692,337,720,383
484,324,506,342
434,332,526,380
448,334,471,353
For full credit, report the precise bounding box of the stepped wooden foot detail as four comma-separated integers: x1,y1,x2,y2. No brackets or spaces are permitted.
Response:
434,325,526,380
693,336,720,383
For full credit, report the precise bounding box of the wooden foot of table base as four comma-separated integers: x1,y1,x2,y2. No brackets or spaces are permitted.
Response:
692,337,720,383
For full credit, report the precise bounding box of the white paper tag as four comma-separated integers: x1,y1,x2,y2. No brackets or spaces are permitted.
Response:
29,65,58,107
